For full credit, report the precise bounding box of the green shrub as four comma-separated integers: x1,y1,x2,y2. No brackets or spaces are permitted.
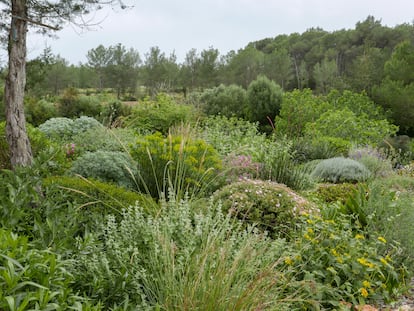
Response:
284,213,407,307
25,98,58,126
100,100,132,126
125,93,198,134
200,84,248,118
247,75,283,128
71,116,103,135
73,196,296,310
258,137,313,190
38,116,102,142
76,95,102,117
58,87,80,117
69,151,138,189
130,131,222,199
199,115,266,158
213,179,315,238
315,183,360,204
0,228,99,310
349,146,393,177
38,117,74,141
304,108,398,147
222,154,261,183
311,157,371,183
72,127,136,154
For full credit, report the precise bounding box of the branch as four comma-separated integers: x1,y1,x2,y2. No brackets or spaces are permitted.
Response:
12,14,59,30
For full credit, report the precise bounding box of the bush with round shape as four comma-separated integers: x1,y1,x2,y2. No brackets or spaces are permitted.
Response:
247,75,283,127
71,116,103,136
311,157,371,183
69,151,138,189
38,117,74,141
212,179,315,238
38,116,102,142
130,132,222,199
315,183,361,204
200,84,248,118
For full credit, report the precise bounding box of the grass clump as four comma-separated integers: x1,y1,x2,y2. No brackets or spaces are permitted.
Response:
74,195,299,310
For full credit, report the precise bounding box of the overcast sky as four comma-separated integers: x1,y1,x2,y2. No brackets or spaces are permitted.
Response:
3,0,414,65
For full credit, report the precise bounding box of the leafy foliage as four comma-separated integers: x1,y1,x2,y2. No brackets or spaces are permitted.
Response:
69,151,138,189
125,93,198,134
0,229,99,310
246,75,283,128
311,157,371,183
74,196,293,310
129,131,222,198
199,84,248,118
25,98,58,127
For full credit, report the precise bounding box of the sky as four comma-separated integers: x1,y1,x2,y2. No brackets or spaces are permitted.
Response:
2,0,414,65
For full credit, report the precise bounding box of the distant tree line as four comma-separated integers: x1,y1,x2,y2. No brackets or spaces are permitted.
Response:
20,16,414,135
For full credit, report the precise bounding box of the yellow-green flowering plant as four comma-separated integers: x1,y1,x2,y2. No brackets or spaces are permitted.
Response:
282,213,407,309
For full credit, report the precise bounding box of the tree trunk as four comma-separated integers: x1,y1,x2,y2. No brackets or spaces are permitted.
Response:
4,0,33,168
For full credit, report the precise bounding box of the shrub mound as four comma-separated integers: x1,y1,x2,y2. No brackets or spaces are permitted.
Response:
212,179,316,238
311,157,371,183
69,151,138,189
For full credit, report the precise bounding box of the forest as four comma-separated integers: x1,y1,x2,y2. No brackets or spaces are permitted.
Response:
0,14,414,310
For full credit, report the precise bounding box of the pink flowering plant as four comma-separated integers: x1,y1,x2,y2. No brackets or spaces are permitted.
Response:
65,143,77,160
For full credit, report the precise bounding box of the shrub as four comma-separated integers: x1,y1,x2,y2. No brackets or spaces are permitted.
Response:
200,84,248,118
304,108,398,147
125,93,198,134
0,228,99,310
315,183,360,204
284,213,407,307
222,154,261,183
100,100,132,126
199,115,266,158
38,116,102,142
72,127,136,154
38,117,74,140
25,98,58,126
69,151,138,189
58,87,80,117
130,131,222,199
247,75,283,128
349,146,393,177
258,137,313,190
212,179,315,238
311,157,371,183
76,95,102,117
73,196,296,310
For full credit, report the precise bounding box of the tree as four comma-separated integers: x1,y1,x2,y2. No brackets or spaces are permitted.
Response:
263,48,293,89
86,44,113,91
142,46,179,96
106,43,141,99
0,0,129,168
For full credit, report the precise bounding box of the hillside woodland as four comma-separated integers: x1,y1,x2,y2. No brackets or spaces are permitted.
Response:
0,16,414,310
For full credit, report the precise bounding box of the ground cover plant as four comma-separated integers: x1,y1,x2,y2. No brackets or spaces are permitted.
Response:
0,88,413,310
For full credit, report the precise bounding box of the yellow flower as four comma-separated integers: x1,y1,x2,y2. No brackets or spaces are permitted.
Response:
355,234,365,240
360,287,369,298
284,257,293,265
362,280,371,288
378,236,387,243
380,257,388,265
331,249,339,257
357,257,375,269
303,233,312,240
307,228,314,235
336,257,344,264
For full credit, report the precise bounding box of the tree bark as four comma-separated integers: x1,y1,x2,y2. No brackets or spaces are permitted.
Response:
4,0,33,168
